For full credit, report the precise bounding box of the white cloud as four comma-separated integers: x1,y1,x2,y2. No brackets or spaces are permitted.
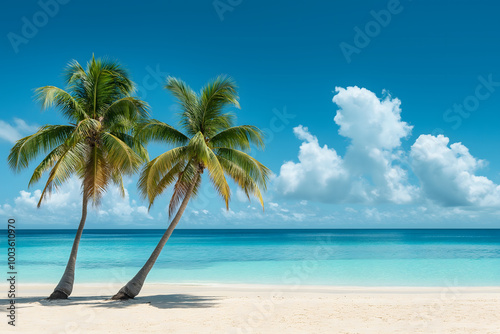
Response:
275,86,500,211
275,125,350,202
0,118,39,143
364,208,382,222
236,188,249,202
411,134,500,207
1,177,153,227
220,207,264,223
333,87,412,150
334,86,415,203
216,200,315,225
275,86,415,204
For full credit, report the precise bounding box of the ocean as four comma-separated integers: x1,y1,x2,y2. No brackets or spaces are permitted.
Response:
4,229,500,286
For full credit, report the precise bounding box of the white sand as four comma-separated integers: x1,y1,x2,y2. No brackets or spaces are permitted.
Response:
1,283,499,333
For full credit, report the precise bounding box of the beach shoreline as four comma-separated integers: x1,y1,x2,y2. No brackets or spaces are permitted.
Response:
2,283,499,333
11,282,500,293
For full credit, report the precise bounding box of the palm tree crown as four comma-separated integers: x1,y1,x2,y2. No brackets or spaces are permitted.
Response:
111,75,270,300
8,55,149,206
138,75,270,216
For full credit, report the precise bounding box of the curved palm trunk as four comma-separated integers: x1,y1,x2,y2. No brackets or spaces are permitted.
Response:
111,173,200,300
47,196,88,300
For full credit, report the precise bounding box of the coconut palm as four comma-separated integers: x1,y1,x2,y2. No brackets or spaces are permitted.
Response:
8,56,149,300
111,76,270,300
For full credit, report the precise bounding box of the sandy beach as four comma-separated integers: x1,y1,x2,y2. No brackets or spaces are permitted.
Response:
1,283,499,333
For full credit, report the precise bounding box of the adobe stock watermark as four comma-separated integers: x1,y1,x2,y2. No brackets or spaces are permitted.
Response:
7,0,70,54
442,74,499,130
254,106,296,158
339,0,409,64
6,218,17,327
135,64,169,100
213,0,243,21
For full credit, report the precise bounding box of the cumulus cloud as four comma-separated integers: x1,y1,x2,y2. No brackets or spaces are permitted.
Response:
275,125,351,202
0,177,153,227
411,134,500,207
0,118,39,143
335,87,415,203
275,86,500,209
333,87,412,150
275,86,415,204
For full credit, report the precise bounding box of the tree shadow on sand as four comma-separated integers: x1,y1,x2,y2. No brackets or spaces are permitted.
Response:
0,294,219,310
99,294,220,309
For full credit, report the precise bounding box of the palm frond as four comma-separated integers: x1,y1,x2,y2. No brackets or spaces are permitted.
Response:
209,125,264,150
63,59,86,86
167,160,199,217
8,125,75,172
214,147,270,189
84,56,136,119
74,118,101,138
111,170,126,197
191,137,230,208
146,160,187,209
83,144,112,206
37,142,87,207
34,86,87,122
199,75,240,137
136,118,189,146
99,57,135,96
137,146,189,203
13,55,151,210
114,132,149,162
186,132,211,162
102,96,150,124
138,76,270,213
101,132,143,174
28,144,68,188
217,156,264,209
165,77,199,135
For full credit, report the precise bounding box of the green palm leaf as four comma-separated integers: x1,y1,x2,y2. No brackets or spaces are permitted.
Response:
34,86,88,121
209,125,264,150
217,156,264,208
138,146,189,203
8,125,75,172
139,75,268,216
10,55,152,300
9,55,149,207
101,132,143,174
136,118,189,146
215,147,270,189
37,142,87,207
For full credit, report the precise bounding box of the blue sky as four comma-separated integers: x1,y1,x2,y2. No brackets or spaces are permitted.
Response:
1,0,500,228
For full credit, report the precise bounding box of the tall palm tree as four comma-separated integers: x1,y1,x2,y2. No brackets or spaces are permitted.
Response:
111,76,270,300
8,56,149,300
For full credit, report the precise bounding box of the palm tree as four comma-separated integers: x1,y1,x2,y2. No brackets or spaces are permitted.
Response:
111,76,270,300
8,56,149,300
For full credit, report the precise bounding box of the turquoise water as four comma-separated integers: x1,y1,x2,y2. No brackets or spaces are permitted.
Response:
3,229,500,286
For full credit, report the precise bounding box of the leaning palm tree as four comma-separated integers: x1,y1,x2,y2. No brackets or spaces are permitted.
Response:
8,56,149,300
111,76,270,300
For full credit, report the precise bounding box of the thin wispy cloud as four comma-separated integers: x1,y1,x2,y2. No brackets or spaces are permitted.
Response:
0,118,39,143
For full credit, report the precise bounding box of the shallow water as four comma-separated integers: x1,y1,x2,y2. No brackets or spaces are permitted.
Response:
4,229,500,286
